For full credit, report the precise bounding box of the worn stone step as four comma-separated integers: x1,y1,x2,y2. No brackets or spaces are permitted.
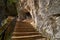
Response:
12,35,46,40
12,38,35,40
12,35,42,39
12,32,40,36
15,22,34,28
14,28,36,32
15,27,34,29
12,38,46,40
15,21,33,27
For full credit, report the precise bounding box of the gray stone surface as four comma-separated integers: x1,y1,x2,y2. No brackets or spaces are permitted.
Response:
17,0,60,40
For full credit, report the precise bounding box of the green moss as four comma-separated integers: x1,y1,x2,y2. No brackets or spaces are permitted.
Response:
5,0,18,17
7,0,17,4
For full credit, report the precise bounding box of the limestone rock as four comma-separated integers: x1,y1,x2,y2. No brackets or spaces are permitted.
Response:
17,0,60,40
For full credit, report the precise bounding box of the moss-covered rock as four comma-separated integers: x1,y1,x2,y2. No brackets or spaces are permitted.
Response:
6,3,17,17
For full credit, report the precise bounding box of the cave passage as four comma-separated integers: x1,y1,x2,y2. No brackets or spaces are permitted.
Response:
25,12,32,19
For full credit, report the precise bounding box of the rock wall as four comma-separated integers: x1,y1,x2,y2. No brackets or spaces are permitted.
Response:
17,0,60,40
0,0,6,26
0,0,17,27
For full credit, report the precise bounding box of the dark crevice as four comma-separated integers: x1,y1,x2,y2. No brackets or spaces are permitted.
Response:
25,12,32,19
52,14,60,17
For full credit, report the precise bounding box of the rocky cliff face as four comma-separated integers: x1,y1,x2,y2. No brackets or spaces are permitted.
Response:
17,0,60,40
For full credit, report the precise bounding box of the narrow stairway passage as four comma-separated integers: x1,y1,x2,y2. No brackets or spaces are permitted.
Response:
11,20,46,40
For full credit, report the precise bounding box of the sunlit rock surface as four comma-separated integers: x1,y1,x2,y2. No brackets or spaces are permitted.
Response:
17,0,60,40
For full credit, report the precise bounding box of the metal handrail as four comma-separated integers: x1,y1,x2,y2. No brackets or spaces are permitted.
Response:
0,17,17,40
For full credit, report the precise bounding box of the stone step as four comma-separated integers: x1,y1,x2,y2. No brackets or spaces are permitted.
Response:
15,22,34,28
12,35,42,39
14,29,36,32
14,27,35,30
12,38,35,40
15,26,35,29
12,38,46,40
12,32,41,36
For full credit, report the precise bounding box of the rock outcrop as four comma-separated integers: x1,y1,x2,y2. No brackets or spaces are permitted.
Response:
16,0,60,40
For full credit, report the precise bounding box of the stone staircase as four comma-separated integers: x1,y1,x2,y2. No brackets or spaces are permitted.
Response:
11,21,46,40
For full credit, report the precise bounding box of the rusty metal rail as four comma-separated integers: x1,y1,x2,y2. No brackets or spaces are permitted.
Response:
0,17,17,40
